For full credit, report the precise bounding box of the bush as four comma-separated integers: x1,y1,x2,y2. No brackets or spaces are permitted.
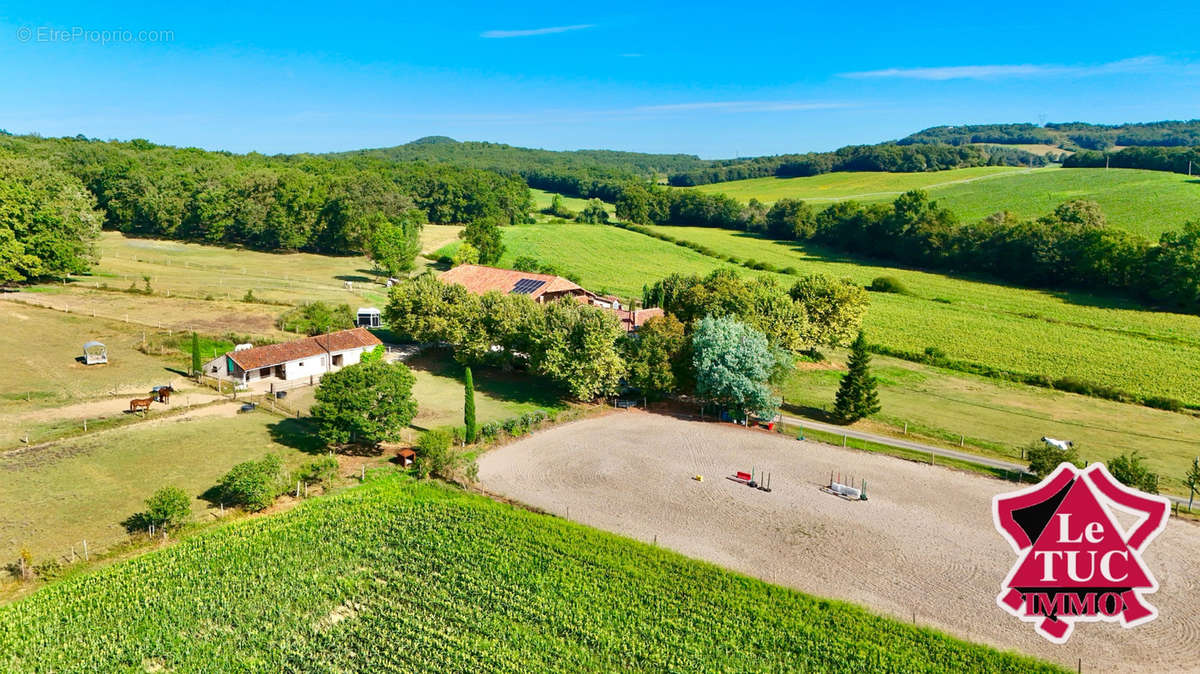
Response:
414,429,453,479
1107,451,1159,494
869,276,910,295
1025,442,1080,479
218,454,286,511
144,486,192,530
923,346,946,361
294,456,339,489
276,301,355,336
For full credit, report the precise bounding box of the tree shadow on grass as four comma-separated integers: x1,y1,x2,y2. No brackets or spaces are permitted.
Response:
407,348,566,410
780,402,839,425
335,274,373,283
268,418,327,455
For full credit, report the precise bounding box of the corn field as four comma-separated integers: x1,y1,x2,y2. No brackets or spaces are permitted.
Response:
0,476,1063,672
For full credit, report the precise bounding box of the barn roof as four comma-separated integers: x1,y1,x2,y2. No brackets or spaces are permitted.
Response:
227,328,381,371
438,264,583,301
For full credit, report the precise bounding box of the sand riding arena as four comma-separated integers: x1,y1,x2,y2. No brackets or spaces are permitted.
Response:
477,411,1200,673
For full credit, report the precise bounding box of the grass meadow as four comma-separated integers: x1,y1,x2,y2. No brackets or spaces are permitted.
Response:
0,409,320,563
689,167,1200,238
0,476,1061,673
783,353,1200,496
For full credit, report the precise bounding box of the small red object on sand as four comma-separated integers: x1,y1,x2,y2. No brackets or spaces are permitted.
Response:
735,471,752,481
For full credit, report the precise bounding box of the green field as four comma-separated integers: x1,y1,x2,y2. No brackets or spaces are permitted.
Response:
783,353,1200,495
689,167,1200,238
498,223,1200,405
0,476,1059,672
688,165,1024,203
0,410,320,563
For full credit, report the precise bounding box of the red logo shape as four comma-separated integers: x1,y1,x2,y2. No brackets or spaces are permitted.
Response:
992,462,1169,643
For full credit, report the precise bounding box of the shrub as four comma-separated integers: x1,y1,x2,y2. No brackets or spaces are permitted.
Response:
869,276,910,295
1107,451,1159,494
1026,442,1080,479
218,454,285,511
294,456,339,489
414,429,465,481
923,346,946,361
144,486,192,530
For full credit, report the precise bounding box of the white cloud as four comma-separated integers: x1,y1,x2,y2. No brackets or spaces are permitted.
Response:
480,24,594,39
840,56,1163,80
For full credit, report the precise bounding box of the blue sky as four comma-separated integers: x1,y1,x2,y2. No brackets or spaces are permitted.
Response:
1,1,1198,157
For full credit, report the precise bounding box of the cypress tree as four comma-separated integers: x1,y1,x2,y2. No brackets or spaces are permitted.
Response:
190,332,201,377
463,366,477,444
833,331,880,424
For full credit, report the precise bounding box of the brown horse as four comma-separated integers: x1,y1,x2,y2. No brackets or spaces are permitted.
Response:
154,385,175,404
129,398,154,414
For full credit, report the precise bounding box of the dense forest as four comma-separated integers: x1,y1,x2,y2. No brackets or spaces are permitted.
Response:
0,132,532,282
903,120,1200,151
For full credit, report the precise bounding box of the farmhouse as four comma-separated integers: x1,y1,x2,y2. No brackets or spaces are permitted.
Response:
438,264,662,331
203,327,381,387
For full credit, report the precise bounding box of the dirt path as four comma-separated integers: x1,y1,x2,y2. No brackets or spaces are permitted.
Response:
477,411,1200,673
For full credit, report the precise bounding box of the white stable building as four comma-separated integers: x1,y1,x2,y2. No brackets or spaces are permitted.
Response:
202,327,381,387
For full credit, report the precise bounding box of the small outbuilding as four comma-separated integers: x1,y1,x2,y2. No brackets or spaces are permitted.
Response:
82,341,108,365
356,307,382,328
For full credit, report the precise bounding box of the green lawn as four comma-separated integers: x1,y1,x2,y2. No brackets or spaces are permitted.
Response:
407,351,567,432
0,410,321,562
0,476,1061,673
687,167,1200,238
783,353,1200,496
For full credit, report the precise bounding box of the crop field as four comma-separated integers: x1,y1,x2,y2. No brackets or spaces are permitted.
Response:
782,353,1200,495
687,167,1200,238
500,224,1200,405
687,165,1024,203
0,408,320,563
0,475,1059,672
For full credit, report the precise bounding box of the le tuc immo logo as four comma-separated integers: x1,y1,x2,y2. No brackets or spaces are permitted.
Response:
992,462,1170,644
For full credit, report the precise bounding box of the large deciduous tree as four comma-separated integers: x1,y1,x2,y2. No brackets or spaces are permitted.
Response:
625,313,688,399
310,360,419,448
461,216,505,265
691,315,784,419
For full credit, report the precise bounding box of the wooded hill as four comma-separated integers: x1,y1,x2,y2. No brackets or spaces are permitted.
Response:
902,120,1200,151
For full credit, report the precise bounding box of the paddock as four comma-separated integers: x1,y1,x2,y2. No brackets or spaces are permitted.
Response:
477,411,1200,673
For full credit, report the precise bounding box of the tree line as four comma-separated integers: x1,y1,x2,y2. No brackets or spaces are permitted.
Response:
904,120,1200,150
0,133,534,281
665,143,1046,187
1063,146,1200,175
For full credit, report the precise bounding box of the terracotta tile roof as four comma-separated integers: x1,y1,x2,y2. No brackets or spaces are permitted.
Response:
614,307,664,331
438,264,583,300
227,328,381,371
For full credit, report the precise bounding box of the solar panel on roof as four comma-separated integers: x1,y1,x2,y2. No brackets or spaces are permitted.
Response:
512,278,546,294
